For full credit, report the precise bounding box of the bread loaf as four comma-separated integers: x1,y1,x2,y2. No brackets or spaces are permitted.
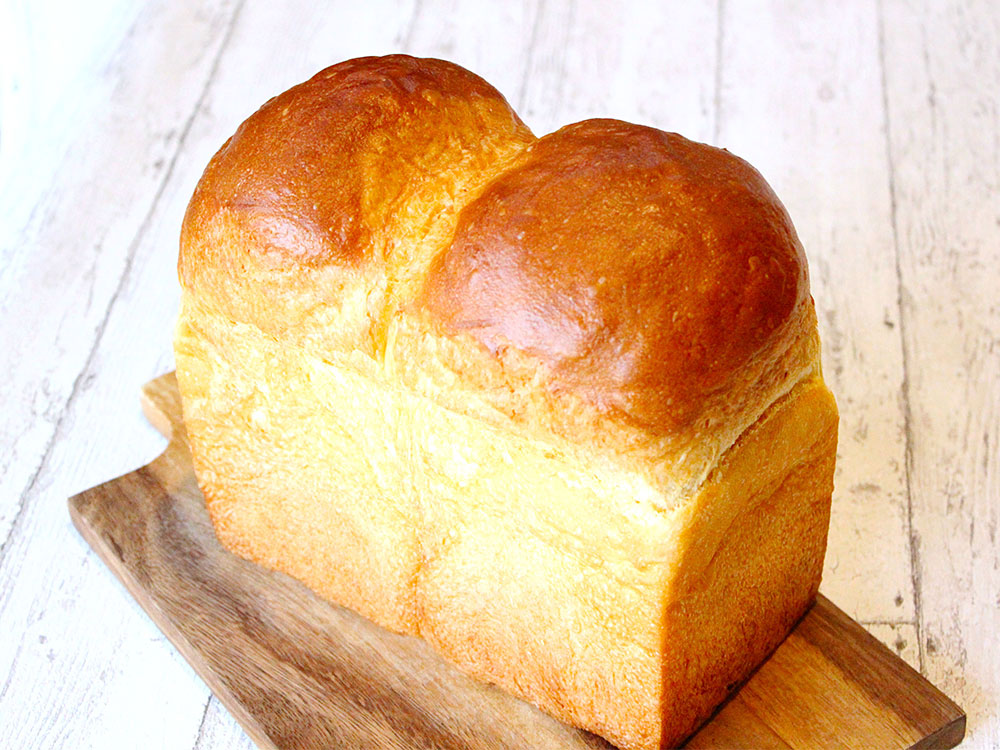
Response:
174,55,838,749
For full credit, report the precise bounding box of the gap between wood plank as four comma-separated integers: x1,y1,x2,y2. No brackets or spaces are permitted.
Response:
0,638,27,706
875,0,924,675
401,0,424,52
192,695,215,750
517,0,547,111
712,0,726,144
0,0,247,568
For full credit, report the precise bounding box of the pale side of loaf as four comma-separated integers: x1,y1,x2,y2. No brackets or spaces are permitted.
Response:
173,55,838,750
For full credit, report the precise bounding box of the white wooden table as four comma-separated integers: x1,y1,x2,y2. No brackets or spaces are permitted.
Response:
2,1,997,747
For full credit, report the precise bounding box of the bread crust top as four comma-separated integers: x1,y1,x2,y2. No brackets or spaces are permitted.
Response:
422,119,807,434
179,55,812,441
181,55,531,270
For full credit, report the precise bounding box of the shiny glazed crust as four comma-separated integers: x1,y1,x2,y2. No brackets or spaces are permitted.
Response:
422,119,808,435
174,55,839,750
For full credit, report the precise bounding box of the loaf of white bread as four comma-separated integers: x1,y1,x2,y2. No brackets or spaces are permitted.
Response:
174,55,838,749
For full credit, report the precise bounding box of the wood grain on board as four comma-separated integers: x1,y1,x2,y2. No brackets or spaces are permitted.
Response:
68,373,965,750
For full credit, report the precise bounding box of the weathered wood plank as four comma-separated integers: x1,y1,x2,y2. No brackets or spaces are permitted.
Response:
0,2,243,748
0,0,142,228
881,1,1000,746
715,0,914,629
404,0,540,110
518,1,717,141
0,0,239,552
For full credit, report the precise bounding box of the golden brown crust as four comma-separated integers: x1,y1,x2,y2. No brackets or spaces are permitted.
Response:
182,54,531,271
179,55,534,356
420,119,808,435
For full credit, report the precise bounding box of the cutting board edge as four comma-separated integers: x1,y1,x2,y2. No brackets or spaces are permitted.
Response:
68,475,282,750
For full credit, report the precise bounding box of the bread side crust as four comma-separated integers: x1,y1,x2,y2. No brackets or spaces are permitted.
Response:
175,297,836,750
657,380,837,747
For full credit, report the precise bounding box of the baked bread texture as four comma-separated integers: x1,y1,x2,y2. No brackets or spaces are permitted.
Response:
174,55,838,750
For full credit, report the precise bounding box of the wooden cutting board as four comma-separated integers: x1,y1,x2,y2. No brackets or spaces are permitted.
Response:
68,373,965,750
